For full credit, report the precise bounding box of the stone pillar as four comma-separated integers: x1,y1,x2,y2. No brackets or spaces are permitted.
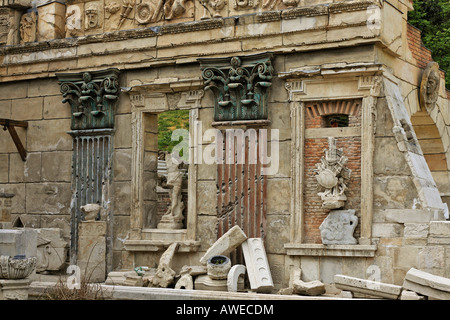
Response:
0,193,14,229
77,221,106,283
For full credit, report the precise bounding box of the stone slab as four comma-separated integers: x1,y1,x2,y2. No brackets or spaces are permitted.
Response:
293,279,326,296
334,274,402,300
402,268,450,300
242,238,274,293
199,225,247,265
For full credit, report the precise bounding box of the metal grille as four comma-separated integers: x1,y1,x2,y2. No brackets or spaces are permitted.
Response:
70,132,113,263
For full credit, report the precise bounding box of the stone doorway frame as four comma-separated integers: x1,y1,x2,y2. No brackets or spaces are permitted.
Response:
281,63,382,256
123,78,204,253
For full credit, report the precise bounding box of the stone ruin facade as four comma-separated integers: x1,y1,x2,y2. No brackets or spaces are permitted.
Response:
1,0,450,299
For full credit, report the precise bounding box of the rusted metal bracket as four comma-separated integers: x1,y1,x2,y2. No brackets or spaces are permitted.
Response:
0,119,28,161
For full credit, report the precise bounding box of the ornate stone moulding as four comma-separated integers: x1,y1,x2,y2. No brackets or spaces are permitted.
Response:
199,52,274,122
0,255,36,279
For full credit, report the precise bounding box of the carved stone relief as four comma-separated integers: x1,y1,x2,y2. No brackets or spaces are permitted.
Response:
85,2,101,30
319,209,358,245
19,11,36,44
65,4,83,38
200,0,226,19
314,137,352,210
420,62,440,111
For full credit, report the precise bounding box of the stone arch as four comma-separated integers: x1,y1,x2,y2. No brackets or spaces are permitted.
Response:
411,109,450,210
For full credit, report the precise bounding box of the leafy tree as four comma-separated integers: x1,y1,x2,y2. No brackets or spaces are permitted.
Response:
408,0,450,88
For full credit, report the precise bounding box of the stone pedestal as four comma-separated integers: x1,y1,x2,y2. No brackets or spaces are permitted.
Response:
157,215,184,230
0,278,31,300
77,221,106,283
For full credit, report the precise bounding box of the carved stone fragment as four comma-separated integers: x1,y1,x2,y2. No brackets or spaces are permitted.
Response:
319,209,358,245
241,238,273,293
19,11,36,44
419,62,440,111
314,137,352,210
151,242,178,288
227,264,246,292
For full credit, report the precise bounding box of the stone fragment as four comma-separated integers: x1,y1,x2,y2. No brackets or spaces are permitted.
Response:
77,221,106,283
0,278,31,300
319,209,358,245
293,279,326,296
400,290,425,300
199,225,247,265
278,287,294,295
151,242,178,288
207,255,231,280
175,267,194,290
242,238,274,293
402,268,450,300
194,274,244,292
123,274,143,287
105,271,132,285
334,274,402,299
227,264,246,292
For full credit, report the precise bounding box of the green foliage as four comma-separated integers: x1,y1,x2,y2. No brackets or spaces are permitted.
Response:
157,109,190,152
408,0,450,88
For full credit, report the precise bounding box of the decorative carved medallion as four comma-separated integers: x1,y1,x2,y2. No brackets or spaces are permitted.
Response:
56,68,120,130
314,137,352,210
420,62,440,111
199,52,274,122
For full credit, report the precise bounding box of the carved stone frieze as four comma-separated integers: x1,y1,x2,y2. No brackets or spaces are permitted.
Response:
314,137,352,210
199,52,274,122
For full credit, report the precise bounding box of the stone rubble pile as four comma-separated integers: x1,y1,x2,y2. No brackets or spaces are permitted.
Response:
106,225,275,293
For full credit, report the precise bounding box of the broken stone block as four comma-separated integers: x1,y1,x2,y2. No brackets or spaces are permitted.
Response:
227,264,246,292
199,225,247,265
151,242,178,288
194,274,244,292
175,267,194,290
402,268,450,300
293,279,326,296
400,290,425,300
242,238,274,293
123,274,143,287
334,274,403,299
105,271,133,285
